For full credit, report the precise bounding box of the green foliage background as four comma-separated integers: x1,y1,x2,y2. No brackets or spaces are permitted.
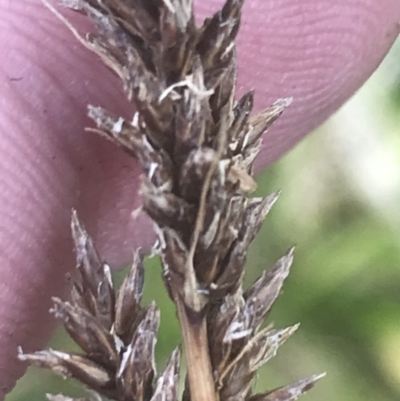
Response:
7,38,400,401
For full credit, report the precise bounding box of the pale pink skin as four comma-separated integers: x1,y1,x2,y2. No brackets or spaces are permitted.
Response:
0,0,399,397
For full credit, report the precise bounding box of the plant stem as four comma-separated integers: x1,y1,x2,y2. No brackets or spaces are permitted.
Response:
177,299,217,401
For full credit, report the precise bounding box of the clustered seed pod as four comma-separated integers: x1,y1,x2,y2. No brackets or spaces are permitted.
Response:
19,0,325,400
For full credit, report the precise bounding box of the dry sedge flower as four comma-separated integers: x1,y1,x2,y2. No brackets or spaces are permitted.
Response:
19,0,325,401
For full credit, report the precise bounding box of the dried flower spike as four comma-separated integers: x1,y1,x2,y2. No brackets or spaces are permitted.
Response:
19,0,325,401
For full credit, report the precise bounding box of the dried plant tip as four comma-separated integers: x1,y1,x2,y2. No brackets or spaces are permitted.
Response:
217,325,300,401
50,297,118,368
87,106,143,157
197,0,244,71
19,349,116,398
242,247,295,329
239,191,281,243
114,250,145,341
150,348,181,401
248,373,326,401
71,210,115,330
116,302,159,401
240,325,300,373
247,98,293,147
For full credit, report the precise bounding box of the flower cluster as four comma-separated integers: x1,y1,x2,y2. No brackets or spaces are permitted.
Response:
20,0,324,400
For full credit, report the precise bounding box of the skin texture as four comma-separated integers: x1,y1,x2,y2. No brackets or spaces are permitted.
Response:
0,0,399,397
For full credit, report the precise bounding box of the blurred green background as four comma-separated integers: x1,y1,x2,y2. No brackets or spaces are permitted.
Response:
7,38,400,401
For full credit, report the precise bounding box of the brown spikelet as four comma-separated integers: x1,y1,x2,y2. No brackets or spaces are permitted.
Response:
20,214,167,401
20,0,325,400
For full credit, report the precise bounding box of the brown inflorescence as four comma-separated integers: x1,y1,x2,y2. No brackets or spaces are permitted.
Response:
19,1,325,401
